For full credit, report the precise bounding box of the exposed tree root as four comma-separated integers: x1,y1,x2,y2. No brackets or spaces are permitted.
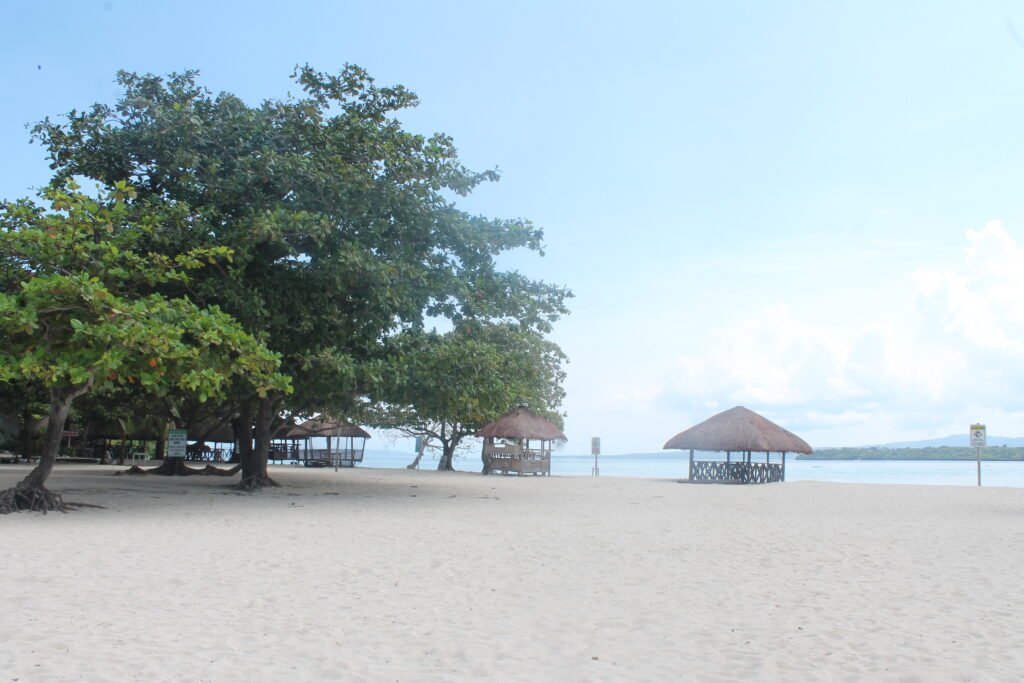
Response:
238,474,280,491
117,461,241,477
202,464,241,476
0,484,102,514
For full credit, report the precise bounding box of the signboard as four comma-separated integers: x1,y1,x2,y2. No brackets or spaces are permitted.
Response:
591,437,601,456
61,430,80,437
167,429,188,459
970,424,986,448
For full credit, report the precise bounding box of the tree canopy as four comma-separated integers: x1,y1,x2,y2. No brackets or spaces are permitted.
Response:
368,322,567,470
0,183,288,512
27,65,571,488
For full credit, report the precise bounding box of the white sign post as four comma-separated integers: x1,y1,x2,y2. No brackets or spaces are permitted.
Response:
970,423,986,487
591,437,600,477
168,429,188,459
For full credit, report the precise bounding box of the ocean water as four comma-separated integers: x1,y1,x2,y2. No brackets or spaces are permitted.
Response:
360,450,1024,488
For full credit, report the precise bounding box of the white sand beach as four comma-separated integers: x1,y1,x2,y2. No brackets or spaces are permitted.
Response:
3,465,1023,682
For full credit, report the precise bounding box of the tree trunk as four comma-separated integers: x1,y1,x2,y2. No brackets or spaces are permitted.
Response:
240,395,279,489
437,441,456,471
116,421,128,466
19,403,34,463
480,438,491,475
1,387,77,513
407,439,426,470
155,420,167,460
232,402,253,467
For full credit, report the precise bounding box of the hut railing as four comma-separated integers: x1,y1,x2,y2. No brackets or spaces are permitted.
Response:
483,443,551,475
295,447,364,467
268,442,367,467
483,444,550,460
690,461,783,484
186,443,231,462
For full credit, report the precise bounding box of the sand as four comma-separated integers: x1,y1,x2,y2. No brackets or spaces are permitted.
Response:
2,464,1023,682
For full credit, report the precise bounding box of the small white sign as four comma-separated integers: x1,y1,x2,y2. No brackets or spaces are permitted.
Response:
970,424,986,448
168,429,188,459
591,437,601,456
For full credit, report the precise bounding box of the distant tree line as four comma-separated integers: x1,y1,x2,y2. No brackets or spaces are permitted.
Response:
798,446,1024,461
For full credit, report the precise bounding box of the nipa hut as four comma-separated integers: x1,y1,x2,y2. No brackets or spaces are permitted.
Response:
274,417,370,469
663,406,812,484
186,419,237,462
478,406,566,476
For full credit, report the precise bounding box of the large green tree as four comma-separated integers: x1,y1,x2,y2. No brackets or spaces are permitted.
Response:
31,66,571,488
0,183,288,512
368,322,567,471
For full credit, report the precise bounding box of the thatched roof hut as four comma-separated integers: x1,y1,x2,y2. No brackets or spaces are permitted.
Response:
664,406,811,484
663,406,811,454
286,417,371,439
477,406,564,476
274,416,370,469
188,419,235,444
477,406,566,441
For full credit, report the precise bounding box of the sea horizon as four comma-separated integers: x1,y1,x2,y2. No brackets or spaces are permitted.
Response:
355,449,1024,488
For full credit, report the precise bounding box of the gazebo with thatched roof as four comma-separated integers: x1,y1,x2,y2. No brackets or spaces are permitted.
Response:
663,406,812,484
186,419,237,462
275,416,371,469
478,406,566,476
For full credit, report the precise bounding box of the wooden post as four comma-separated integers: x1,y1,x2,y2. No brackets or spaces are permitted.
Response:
782,452,786,481
689,448,694,481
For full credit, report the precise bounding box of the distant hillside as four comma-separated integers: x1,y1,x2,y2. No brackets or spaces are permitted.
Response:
799,445,1024,461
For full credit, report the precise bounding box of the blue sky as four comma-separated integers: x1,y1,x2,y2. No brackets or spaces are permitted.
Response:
4,1,1024,453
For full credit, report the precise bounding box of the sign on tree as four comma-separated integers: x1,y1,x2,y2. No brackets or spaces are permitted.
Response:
168,429,188,459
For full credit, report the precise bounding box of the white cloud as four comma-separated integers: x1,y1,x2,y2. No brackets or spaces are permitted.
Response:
914,220,1024,355
648,221,1024,444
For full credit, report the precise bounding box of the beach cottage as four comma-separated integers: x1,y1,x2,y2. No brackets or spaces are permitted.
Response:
664,406,812,484
273,417,370,468
478,406,565,476
186,419,237,462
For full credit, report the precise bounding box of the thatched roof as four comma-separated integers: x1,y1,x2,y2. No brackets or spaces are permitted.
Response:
663,406,812,454
188,419,236,443
286,416,371,439
477,406,566,441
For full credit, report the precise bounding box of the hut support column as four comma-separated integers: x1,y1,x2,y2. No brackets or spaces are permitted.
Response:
782,452,786,481
688,449,694,481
